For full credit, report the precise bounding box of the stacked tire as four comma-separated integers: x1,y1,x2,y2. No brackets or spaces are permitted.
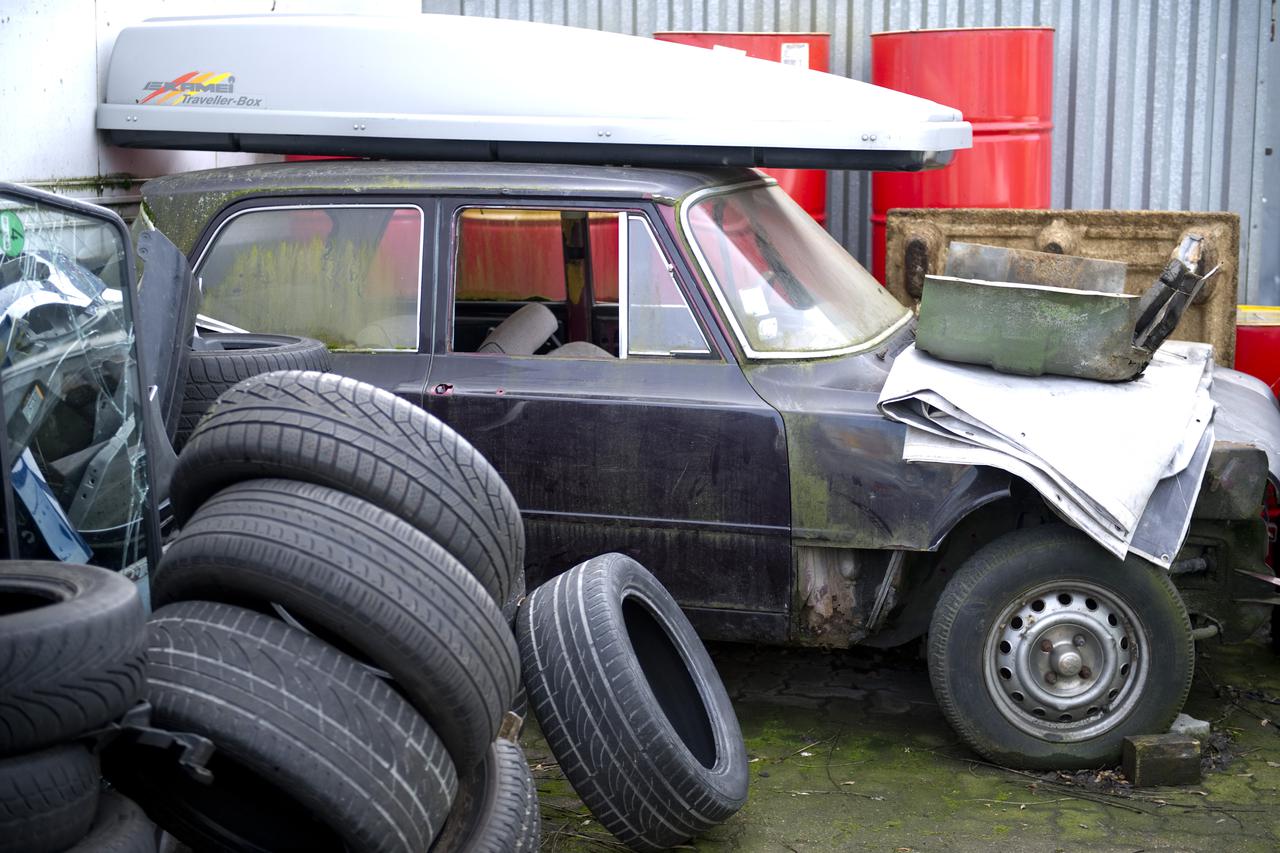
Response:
0,562,158,853
175,333,332,449
137,370,539,852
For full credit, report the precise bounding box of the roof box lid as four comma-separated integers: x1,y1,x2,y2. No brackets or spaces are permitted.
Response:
97,14,971,171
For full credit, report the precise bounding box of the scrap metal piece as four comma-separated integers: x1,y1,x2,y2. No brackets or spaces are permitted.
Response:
917,237,1217,381
915,274,1150,380
945,241,1128,294
1132,235,1218,352
885,208,1240,366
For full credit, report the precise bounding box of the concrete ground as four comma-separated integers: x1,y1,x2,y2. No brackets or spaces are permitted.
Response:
527,635,1280,851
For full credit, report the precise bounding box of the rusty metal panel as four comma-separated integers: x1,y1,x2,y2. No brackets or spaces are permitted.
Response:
885,208,1240,366
945,242,1128,294
916,275,1150,381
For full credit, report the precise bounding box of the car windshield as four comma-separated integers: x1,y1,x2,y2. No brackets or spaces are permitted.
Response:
684,184,909,356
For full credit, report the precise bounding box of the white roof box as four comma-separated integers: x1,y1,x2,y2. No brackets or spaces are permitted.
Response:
98,15,971,171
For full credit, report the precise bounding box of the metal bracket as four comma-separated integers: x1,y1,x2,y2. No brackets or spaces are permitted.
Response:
90,701,216,786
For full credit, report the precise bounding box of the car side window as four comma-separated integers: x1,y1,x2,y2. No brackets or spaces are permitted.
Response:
451,206,709,360
196,205,423,351
623,215,710,357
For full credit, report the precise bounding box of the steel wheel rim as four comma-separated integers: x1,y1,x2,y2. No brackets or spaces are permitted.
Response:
982,579,1147,742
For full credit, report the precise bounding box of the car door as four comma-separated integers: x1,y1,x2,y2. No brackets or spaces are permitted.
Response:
192,196,436,404
424,198,792,641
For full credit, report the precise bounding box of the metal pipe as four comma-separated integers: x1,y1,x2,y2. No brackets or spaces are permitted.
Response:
1191,624,1220,641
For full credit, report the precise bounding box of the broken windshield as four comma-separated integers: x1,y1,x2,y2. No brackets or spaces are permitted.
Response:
0,191,152,574
684,184,909,358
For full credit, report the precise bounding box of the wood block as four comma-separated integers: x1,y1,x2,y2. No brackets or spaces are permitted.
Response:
1122,733,1201,787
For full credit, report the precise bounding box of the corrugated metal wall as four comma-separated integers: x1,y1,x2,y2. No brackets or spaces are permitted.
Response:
422,0,1274,302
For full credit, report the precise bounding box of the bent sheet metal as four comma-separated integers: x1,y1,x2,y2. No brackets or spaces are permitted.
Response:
878,342,1215,565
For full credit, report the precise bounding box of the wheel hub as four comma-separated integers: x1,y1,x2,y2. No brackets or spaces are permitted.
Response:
1051,648,1083,677
983,582,1146,741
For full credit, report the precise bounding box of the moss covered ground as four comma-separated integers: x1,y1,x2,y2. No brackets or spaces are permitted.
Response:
528,638,1280,851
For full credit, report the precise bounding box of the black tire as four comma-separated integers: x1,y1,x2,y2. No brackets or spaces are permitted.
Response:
0,561,146,755
177,333,331,447
928,524,1195,770
153,478,520,773
0,743,100,853
171,370,523,609
431,739,540,853
67,791,156,853
518,553,748,852
132,601,456,853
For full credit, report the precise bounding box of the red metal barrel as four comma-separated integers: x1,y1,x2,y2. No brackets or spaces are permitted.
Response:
654,32,830,227
1235,306,1280,398
870,27,1054,281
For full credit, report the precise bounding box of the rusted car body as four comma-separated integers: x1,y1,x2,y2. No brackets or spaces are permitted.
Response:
139,160,1278,645
138,160,1280,767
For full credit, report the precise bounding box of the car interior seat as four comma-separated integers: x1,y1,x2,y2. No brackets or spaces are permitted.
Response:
477,302,559,355
548,340,614,359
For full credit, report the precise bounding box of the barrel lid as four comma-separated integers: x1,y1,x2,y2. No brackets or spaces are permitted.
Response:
872,26,1054,37
1238,305,1280,327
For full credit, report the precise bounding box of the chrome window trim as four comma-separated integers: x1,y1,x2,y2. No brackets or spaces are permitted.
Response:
625,214,711,358
677,181,912,361
193,203,426,353
617,211,629,360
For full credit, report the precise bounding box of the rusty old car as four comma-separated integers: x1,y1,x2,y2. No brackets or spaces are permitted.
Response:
135,158,1280,769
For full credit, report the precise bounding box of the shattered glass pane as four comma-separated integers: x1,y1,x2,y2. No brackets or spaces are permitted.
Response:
0,194,152,573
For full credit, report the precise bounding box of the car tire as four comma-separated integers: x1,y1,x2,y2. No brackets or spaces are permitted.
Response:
177,333,331,447
0,561,146,755
131,601,456,853
928,524,1195,770
152,478,520,773
0,743,100,853
171,370,524,610
66,791,157,853
517,553,748,852
431,739,540,853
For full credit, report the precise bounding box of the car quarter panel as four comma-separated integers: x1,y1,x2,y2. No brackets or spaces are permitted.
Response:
743,355,1011,551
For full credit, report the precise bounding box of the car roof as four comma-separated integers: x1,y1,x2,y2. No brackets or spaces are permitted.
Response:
142,160,762,255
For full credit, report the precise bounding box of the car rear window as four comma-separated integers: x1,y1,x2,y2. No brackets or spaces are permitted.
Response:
196,205,423,350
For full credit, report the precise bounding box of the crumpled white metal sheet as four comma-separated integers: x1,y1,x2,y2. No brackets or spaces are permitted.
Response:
878,341,1215,566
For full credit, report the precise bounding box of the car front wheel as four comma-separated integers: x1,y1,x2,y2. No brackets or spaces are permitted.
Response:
928,524,1194,770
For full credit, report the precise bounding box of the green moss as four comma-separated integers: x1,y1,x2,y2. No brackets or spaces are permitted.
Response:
35,173,139,196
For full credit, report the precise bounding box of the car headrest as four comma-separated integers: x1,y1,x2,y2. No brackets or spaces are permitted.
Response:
477,302,558,355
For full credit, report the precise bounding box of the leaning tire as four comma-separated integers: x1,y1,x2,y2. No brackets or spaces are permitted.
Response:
133,601,456,853
928,524,1194,770
431,739,540,853
518,553,748,852
0,561,146,754
66,791,157,853
153,479,520,773
171,370,523,609
0,743,100,853
177,333,331,447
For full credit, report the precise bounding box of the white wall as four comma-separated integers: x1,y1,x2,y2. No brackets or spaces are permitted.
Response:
0,0,418,206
